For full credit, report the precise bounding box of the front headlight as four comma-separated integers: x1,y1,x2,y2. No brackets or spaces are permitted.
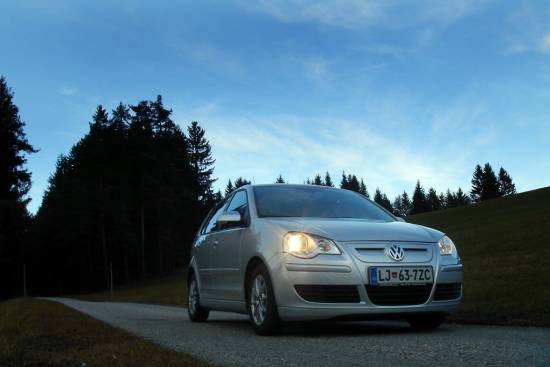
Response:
438,236,457,258
283,232,341,258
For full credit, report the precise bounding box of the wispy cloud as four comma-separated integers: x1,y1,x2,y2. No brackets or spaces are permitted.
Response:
168,40,246,77
303,56,330,83
245,0,488,30
59,86,78,96
173,109,472,198
504,3,550,55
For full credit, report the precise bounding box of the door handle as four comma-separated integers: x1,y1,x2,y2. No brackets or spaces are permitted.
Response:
213,240,219,247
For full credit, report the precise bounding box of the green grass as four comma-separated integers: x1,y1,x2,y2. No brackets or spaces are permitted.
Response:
76,187,550,326
407,186,550,326
78,273,187,305
0,298,210,367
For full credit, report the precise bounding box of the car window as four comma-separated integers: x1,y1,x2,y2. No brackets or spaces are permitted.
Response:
203,203,226,234
253,185,394,221
224,190,249,227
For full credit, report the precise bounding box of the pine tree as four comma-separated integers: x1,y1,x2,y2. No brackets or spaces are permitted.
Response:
110,103,130,132
275,174,285,184
0,76,37,299
438,192,446,209
374,188,383,205
213,190,223,203
225,179,234,196
348,175,360,193
234,177,251,188
454,187,470,206
340,172,348,189
187,121,216,205
481,163,500,201
324,172,334,187
359,179,369,197
426,187,441,211
373,188,392,211
410,180,429,214
445,189,456,208
313,174,323,186
470,164,483,202
401,191,411,216
498,167,516,196
393,195,403,216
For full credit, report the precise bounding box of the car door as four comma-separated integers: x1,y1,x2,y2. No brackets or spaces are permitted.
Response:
196,202,227,299
210,190,250,301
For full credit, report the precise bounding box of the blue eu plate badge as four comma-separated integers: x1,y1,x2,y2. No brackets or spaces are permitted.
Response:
370,267,378,284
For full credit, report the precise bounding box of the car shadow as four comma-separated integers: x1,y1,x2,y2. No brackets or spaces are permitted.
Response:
203,318,450,337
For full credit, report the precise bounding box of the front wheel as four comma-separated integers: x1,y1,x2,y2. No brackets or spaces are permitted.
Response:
248,265,280,335
187,275,209,322
407,313,446,330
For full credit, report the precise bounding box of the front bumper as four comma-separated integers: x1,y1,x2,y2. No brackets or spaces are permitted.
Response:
267,242,463,321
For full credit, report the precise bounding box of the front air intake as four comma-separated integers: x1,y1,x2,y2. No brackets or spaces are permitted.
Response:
294,285,360,303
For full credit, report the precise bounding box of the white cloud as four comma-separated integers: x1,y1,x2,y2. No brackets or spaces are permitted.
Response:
59,86,78,96
245,0,488,30
173,109,472,199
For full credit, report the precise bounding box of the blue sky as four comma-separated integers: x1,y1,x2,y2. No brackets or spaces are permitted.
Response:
1,0,550,213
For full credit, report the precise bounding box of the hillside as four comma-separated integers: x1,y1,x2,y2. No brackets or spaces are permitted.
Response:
408,186,550,325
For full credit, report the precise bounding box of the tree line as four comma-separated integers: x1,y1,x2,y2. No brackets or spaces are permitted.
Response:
0,76,516,298
227,163,516,218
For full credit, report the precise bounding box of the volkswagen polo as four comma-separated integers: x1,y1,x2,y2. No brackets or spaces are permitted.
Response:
187,184,462,335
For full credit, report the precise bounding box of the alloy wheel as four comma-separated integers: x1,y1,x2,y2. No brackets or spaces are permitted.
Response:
250,274,268,325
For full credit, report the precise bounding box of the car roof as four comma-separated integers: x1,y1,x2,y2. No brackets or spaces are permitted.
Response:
240,183,343,191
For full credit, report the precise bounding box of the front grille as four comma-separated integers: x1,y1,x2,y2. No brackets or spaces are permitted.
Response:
365,284,432,306
294,285,360,303
434,283,462,301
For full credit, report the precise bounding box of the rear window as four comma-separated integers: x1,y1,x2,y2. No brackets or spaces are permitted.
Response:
253,186,394,220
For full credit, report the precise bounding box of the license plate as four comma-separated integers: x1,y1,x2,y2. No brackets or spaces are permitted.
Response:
369,266,433,285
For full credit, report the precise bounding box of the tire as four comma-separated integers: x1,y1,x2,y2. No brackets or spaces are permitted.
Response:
407,313,446,330
187,274,209,322
247,264,281,335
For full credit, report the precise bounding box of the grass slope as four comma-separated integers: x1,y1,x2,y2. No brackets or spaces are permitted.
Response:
0,298,209,367
408,186,550,326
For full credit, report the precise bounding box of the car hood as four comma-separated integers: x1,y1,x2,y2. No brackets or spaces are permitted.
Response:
263,218,443,243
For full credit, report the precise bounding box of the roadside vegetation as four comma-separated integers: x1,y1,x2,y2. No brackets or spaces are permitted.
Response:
0,298,210,367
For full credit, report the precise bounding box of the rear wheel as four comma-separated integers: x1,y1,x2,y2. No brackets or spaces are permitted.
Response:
187,274,209,322
407,314,446,330
248,264,280,335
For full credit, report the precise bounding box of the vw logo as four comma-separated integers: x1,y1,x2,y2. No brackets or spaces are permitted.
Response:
388,244,404,262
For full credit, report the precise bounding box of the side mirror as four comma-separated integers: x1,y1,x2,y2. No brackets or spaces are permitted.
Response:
217,211,242,224
396,216,406,222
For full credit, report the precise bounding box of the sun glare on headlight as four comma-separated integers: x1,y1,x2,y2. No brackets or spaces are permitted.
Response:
283,232,341,258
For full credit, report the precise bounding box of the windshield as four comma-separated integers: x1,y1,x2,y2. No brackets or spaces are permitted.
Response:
253,186,395,220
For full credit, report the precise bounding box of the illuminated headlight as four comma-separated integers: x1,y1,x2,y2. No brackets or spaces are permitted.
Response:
438,236,458,258
283,232,341,258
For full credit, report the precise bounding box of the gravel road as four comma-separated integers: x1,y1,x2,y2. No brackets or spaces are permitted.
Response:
47,298,550,366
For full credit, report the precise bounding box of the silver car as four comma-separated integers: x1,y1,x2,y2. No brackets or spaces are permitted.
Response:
187,184,462,335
